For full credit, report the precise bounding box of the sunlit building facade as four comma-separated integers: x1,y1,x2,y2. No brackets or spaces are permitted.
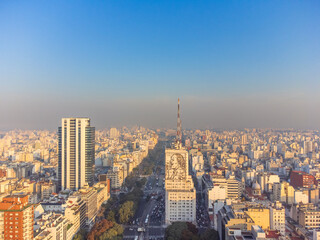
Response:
165,148,196,225
58,118,95,191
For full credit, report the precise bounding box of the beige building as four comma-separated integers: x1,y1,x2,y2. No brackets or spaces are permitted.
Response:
34,213,71,240
270,201,285,236
165,148,196,225
73,185,98,229
272,181,294,204
217,205,255,240
211,175,242,200
245,207,270,230
93,182,110,211
109,128,119,138
281,181,295,204
64,195,86,232
107,164,125,189
299,207,320,229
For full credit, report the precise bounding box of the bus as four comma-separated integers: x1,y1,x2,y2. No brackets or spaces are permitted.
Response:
145,214,149,225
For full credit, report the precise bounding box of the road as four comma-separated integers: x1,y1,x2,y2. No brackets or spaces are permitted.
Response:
123,149,166,240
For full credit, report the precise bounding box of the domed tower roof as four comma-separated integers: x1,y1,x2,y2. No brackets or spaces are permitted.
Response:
252,181,261,190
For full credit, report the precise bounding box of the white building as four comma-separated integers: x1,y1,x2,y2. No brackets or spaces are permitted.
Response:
165,148,196,225
211,176,242,200
270,201,285,236
110,128,119,138
192,154,204,173
313,229,320,240
208,184,226,203
258,173,280,193
58,118,95,191
294,191,309,204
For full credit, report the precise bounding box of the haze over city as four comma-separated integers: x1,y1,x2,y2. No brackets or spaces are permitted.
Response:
1,0,320,130
2,2,320,240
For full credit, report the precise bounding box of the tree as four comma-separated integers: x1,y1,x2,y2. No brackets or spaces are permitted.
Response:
166,222,187,240
118,201,134,224
181,229,199,240
100,229,117,239
112,223,124,235
166,222,199,240
107,210,116,222
181,222,199,240
200,229,219,240
186,222,198,235
99,223,123,240
73,229,87,240
72,234,84,240
87,219,114,240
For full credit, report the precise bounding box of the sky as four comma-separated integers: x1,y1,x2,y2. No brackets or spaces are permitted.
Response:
0,0,320,130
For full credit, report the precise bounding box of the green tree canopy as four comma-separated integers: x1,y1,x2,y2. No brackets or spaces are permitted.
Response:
106,210,116,222
165,222,200,240
99,223,123,240
87,219,114,240
72,229,87,240
118,201,135,224
200,229,219,240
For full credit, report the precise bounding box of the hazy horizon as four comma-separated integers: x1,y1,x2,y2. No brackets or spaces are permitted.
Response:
1,94,320,131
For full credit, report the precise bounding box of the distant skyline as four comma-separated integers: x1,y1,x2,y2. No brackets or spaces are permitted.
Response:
1,1,320,130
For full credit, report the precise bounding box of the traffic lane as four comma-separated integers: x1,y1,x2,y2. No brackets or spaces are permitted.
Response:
123,227,138,237
148,227,165,238
141,199,157,224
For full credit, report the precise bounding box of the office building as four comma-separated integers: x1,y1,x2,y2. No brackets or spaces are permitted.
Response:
165,99,196,225
58,118,95,191
211,175,242,200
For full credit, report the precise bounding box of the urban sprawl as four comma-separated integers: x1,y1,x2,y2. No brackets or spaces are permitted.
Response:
0,104,320,240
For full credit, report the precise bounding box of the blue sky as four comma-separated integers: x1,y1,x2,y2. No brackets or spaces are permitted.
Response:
1,0,320,129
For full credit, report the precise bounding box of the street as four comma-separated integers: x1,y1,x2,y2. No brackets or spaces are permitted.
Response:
123,151,166,240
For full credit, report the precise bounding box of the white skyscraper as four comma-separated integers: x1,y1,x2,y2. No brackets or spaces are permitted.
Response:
109,127,119,138
58,118,95,191
165,99,196,225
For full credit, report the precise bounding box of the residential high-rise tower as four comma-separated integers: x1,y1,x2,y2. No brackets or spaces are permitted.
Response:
58,118,95,191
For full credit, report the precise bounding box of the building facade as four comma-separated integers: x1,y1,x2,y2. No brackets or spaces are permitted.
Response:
290,171,317,189
58,118,95,191
270,201,285,236
165,148,196,225
0,195,34,240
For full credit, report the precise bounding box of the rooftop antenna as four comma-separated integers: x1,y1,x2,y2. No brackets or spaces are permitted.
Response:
176,98,182,149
